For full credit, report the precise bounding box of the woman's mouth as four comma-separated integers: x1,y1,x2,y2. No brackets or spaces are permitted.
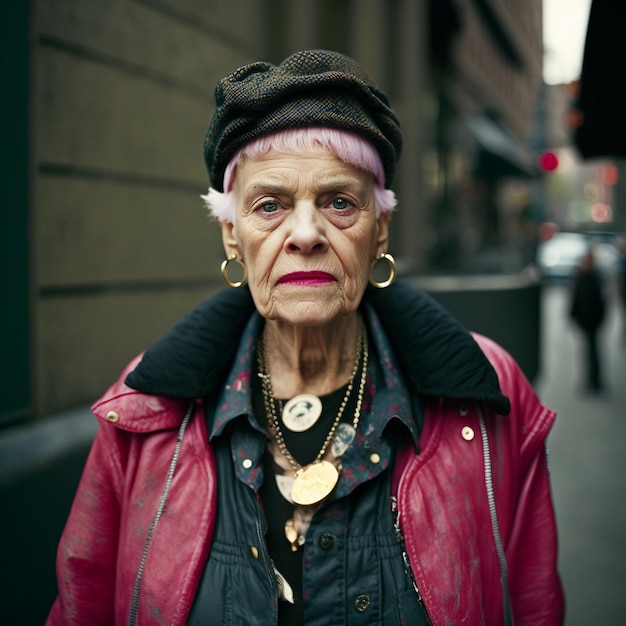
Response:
278,271,336,286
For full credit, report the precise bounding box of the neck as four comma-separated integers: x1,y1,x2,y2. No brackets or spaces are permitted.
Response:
262,314,361,398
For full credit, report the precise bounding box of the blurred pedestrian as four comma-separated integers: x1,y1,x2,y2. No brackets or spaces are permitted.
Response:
570,247,606,392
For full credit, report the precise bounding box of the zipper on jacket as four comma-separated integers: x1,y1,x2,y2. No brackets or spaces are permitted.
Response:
129,402,194,626
390,495,432,625
477,408,514,626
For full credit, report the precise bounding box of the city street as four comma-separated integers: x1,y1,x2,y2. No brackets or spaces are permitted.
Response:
536,283,626,625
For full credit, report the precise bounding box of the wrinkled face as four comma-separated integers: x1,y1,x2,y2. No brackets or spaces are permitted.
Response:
221,147,390,326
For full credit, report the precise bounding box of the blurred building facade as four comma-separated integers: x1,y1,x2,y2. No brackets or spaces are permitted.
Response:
3,0,544,422
533,0,626,239
423,0,543,273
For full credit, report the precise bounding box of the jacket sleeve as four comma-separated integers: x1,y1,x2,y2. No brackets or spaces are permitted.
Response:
46,423,125,625
476,334,565,625
506,442,565,625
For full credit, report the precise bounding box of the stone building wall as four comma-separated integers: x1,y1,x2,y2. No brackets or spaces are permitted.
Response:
30,0,265,414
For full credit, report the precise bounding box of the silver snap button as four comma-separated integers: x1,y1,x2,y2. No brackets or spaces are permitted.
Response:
461,426,475,441
242,458,253,469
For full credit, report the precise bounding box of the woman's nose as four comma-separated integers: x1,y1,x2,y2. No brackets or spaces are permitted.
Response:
283,205,329,254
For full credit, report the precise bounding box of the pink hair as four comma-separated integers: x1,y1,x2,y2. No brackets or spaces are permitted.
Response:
201,127,397,223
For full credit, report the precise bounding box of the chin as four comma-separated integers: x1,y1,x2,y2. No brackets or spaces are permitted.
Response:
263,298,353,327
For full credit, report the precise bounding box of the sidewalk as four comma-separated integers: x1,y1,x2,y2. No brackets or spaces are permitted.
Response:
535,284,626,625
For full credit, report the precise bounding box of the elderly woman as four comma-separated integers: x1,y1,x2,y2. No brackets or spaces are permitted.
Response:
47,50,564,625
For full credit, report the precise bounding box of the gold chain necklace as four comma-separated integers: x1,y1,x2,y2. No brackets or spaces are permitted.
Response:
257,318,368,507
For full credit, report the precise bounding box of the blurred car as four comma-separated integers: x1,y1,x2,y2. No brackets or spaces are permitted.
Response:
536,231,619,282
584,230,620,247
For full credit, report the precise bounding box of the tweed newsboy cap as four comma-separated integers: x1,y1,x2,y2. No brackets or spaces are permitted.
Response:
204,49,403,191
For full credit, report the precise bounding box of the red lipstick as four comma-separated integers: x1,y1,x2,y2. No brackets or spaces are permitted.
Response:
278,271,335,285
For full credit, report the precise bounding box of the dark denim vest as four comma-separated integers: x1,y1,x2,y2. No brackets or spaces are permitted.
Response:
187,436,429,626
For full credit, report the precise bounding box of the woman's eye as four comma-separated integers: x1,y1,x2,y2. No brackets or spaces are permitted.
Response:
330,197,352,210
259,201,279,213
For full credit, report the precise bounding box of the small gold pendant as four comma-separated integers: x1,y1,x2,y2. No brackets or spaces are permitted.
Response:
284,518,299,552
291,460,339,506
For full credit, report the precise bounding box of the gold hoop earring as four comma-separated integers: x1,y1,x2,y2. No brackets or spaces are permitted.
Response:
220,254,247,288
369,252,396,288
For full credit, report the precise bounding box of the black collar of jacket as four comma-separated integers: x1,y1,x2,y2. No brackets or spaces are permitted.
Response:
125,281,511,416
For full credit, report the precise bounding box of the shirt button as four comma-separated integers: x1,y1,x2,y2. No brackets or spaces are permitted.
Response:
369,452,381,464
242,458,253,469
106,411,120,423
462,426,475,441
460,405,469,416
354,594,371,612
319,532,335,550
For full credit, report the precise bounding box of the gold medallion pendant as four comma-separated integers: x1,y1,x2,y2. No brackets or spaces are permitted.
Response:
291,460,339,506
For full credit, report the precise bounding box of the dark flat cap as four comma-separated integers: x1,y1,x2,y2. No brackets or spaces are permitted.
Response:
204,49,402,191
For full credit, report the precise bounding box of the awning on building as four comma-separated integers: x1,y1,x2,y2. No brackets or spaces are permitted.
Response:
467,115,535,179
574,0,626,159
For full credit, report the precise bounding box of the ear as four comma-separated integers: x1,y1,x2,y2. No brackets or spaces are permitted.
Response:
374,211,391,256
220,220,242,260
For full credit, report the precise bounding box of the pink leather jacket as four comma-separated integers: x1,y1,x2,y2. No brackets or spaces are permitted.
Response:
47,286,565,625
47,339,564,625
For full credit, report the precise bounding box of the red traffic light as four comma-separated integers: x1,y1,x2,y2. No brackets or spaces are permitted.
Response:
539,152,559,171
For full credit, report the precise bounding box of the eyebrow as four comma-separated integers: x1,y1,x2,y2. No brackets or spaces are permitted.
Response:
245,175,370,196
246,182,292,196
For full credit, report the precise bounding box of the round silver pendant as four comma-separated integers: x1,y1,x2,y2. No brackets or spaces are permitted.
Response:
331,423,356,458
282,394,323,432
